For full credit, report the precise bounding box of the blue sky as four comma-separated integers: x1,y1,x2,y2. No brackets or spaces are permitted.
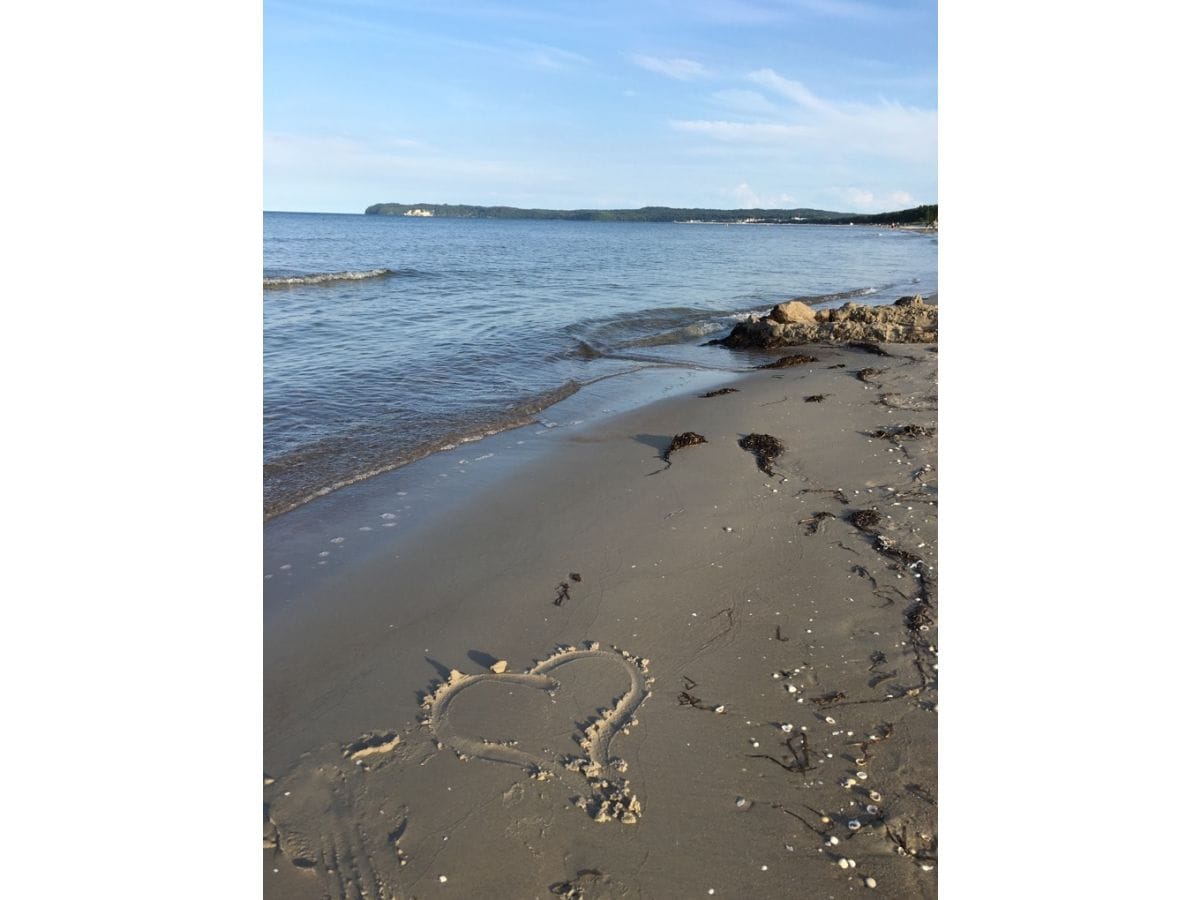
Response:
264,0,937,213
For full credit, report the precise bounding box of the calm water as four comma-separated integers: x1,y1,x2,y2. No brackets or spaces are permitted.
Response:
264,212,937,518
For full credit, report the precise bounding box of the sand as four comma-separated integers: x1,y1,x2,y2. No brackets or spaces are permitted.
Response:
264,340,938,898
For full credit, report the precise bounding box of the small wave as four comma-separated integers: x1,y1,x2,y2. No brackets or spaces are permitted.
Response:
264,380,586,520
263,268,394,288
785,284,897,307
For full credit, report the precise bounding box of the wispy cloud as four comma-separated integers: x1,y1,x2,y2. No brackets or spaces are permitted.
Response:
655,0,899,26
672,67,936,164
509,40,591,70
710,89,779,115
629,54,711,81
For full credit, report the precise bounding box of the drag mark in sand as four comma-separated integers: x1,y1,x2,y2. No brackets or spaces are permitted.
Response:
265,753,412,899
420,644,651,824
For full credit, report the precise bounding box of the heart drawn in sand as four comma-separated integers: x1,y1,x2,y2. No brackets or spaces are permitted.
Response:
420,644,651,824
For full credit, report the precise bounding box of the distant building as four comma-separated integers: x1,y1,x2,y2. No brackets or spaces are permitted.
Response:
404,208,434,217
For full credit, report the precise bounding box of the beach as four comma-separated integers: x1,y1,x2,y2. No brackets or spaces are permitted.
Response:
264,337,938,898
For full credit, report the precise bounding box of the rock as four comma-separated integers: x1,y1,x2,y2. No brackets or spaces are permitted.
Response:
490,660,508,674
769,300,817,325
712,298,937,350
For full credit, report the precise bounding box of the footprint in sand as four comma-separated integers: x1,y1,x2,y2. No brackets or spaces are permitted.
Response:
421,644,652,824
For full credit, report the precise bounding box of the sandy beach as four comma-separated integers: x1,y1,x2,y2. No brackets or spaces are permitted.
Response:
264,336,938,898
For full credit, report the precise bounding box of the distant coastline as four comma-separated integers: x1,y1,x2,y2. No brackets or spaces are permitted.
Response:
364,202,938,228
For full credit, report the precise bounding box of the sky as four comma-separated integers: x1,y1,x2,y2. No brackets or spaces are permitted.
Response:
265,0,937,213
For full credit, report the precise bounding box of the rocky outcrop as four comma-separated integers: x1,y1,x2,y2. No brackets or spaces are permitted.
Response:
714,296,937,349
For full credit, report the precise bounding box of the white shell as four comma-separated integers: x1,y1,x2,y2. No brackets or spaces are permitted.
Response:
865,877,877,888
825,716,836,724
838,859,849,870
848,819,861,831
780,723,794,732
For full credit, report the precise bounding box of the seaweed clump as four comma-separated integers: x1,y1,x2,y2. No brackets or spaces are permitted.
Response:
848,341,891,356
700,388,739,398
738,433,785,476
758,353,819,370
664,432,707,465
849,509,881,531
870,424,935,441
804,394,827,403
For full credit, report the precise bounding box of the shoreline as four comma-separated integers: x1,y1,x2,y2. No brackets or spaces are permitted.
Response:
264,338,938,897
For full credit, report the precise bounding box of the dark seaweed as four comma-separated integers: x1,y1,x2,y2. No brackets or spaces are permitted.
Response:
849,341,891,356
758,353,819,369
848,509,881,530
804,394,827,403
699,387,739,398
870,424,935,442
738,433,785,475
648,431,708,475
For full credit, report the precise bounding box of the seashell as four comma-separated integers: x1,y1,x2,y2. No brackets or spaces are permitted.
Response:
847,819,861,831
866,805,879,815
438,875,448,883
786,684,798,693
856,771,868,779
825,716,836,724
780,723,794,732
827,836,839,846
714,705,726,714
489,660,508,674
843,778,857,788
847,859,857,868
838,859,849,870
865,877,877,888
869,790,881,802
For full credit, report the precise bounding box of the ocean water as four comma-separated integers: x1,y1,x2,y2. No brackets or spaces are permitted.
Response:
264,212,937,518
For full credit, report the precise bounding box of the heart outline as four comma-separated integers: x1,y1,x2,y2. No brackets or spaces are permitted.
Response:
420,644,651,823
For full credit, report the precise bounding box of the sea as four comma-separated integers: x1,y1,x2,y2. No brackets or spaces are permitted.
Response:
264,212,937,519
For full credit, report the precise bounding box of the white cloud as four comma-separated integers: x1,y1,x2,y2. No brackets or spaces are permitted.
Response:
673,67,936,164
264,132,540,181
827,187,920,212
630,54,711,80
726,181,798,208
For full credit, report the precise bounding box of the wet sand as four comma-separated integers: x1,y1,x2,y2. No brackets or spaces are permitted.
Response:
264,341,938,898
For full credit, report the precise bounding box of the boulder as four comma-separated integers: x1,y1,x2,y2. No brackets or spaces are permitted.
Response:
769,300,818,325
